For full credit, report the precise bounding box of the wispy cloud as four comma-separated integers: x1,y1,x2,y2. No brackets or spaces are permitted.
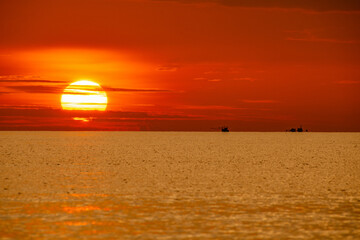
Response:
0,75,40,80
287,37,359,44
193,77,222,82
193,77,207,81
0,105,51,109
0,75,67,83
2,85,170,94
194,76,255,82
104,86,171,92
0,105,200,130
177,105,246,110
335,80,360,84
5,85,64,94
233,77,256,82
243,100,279,103
0,106,197,125
157,64,179,72
286,30,359,44
153,0,360,13
0,79,68,83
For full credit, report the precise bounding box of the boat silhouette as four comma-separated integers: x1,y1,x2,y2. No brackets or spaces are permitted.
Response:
221,126,229,132
287,126,308,132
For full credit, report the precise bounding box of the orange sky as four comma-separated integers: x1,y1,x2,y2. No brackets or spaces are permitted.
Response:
0,0,359,131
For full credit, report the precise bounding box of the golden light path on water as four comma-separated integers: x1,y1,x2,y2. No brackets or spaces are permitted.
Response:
61,80,108,111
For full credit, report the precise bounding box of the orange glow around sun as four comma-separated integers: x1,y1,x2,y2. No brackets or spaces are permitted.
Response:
61,80,108,111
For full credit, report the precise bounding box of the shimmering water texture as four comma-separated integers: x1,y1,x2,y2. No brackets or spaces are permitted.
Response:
1,132,359,239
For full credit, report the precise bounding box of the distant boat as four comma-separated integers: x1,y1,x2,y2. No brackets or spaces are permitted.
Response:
287,126,307,132
221,126,230,132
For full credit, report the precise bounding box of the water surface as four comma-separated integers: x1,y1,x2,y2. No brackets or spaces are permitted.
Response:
1,132,359,239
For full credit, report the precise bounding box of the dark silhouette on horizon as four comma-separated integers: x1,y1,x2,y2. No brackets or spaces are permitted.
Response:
221,126,230,132
286,126,308,132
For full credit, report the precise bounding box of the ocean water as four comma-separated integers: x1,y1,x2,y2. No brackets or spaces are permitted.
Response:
0,132,359,239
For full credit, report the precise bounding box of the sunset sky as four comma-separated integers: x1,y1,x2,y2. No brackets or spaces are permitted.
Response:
0,0,359,131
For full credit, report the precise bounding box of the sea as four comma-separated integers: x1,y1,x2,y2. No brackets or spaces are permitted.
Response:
0,132,359,239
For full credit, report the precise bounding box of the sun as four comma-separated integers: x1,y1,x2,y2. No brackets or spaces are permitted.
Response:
61,80,108,111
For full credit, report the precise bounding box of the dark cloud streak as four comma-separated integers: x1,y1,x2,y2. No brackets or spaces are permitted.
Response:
0,107,194,120
103,86,171,93
5,85,64,94
0,79,68,83
155,0,360,13
3,85,171,94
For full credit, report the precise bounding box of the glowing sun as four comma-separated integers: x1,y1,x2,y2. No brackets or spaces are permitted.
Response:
61,80,108,111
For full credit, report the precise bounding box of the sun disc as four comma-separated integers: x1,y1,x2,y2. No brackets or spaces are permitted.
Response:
61,80,108,111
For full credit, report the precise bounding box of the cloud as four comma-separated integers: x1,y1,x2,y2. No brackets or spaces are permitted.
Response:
243,100,278,103
177,105,246,110
5,85,64,94
0,105,190,120
0,75,68,83
157,64,179,71
2,85,170,94
104,86,171,93
285,30,360,44
233,77,256,82
193,77,222,82
0,105,50,109
0,105,194,120
154,0,360,13
0,79,68,83
285,30,358,45
0,75,39,80
335,80,360,84
287,37,359,44
73,117,91,122
286,37,359,44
